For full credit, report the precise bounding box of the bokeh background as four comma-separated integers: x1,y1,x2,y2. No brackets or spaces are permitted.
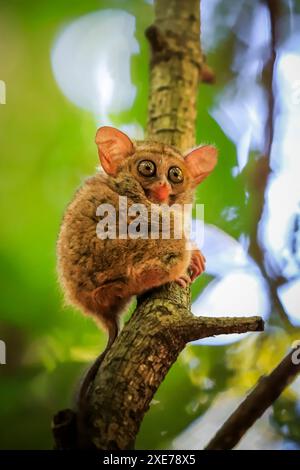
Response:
0,0,300,449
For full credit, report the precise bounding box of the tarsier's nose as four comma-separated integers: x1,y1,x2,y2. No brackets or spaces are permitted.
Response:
152,182,170,202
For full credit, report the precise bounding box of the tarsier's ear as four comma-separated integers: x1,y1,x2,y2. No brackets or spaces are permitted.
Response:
184,145,218,186
95,126,134,176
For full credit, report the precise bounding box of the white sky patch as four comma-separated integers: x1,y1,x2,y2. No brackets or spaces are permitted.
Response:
201,0,270,58
191,221,269,345
192,221,256,277
212,81,268,173
263,172,300,278
192,270,270,346
96,61,114,118
210,2,270,171
209,6,300,288
278,277,300,326
261,31,300,278
51,10,143,137
233,2,270,58
201,0,245,52
221,206,239,222
173,392,284,450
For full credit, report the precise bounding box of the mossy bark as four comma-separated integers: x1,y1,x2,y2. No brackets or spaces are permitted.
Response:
146,0,202,150
88,285,262,449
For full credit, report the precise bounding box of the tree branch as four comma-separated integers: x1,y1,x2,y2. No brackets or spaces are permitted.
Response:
79,284,263,449
205,346,300,450
146,0,202,150
178,315,264,342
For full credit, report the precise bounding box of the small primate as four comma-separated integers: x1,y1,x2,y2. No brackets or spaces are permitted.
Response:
57,126,217,404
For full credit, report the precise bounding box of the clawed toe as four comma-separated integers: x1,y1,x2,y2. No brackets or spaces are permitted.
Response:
188,250,206,281
175,274,192,288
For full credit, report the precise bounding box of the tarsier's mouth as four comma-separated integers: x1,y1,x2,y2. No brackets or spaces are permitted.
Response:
144,184,172,205
145,189,172,205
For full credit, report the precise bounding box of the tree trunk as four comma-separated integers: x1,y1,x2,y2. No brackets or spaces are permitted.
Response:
146,0,202,150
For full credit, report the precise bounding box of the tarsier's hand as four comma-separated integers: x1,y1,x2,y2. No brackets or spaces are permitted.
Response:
175,249,206,288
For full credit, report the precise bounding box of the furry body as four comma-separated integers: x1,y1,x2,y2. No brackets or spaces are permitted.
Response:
57,140,197,338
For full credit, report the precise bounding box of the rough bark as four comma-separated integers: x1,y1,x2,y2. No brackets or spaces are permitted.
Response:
80,291,263,449
205,346,300,450
52,0,264,450
146,0,202,150
87,289,263,449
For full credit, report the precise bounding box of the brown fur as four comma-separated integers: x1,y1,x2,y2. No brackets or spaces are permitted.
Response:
57,141,195,332
57,130,218,330
57,127,217,405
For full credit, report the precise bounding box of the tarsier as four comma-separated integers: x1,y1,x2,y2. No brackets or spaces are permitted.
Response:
57,126,217,403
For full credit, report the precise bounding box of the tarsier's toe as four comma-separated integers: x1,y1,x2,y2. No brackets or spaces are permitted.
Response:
189,250,206,281
175,274,192,288
189,263,200,281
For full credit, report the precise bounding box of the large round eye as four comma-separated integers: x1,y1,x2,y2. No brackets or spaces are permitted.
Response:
168,166,183,183
138,160,156,177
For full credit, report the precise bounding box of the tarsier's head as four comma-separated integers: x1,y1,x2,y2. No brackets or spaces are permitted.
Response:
95,126,218,205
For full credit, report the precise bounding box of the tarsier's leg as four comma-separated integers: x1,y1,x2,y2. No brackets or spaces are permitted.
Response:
130,248,206,292
176,248,206,287
129,250,191,294
78,278,131,408
78,250,205,406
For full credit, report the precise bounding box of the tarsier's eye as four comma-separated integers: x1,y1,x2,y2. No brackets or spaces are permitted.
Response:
168,166,183,183
138,160,156,177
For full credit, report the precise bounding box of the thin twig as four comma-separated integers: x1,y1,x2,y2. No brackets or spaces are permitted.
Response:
205,346,300,450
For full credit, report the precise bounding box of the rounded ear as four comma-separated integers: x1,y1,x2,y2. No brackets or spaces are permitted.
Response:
184,145,218,186
95,126,134,176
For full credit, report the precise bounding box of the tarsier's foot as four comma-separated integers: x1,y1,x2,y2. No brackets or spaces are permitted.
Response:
188,249,206,281
175,273,192,288
175,250,206,288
